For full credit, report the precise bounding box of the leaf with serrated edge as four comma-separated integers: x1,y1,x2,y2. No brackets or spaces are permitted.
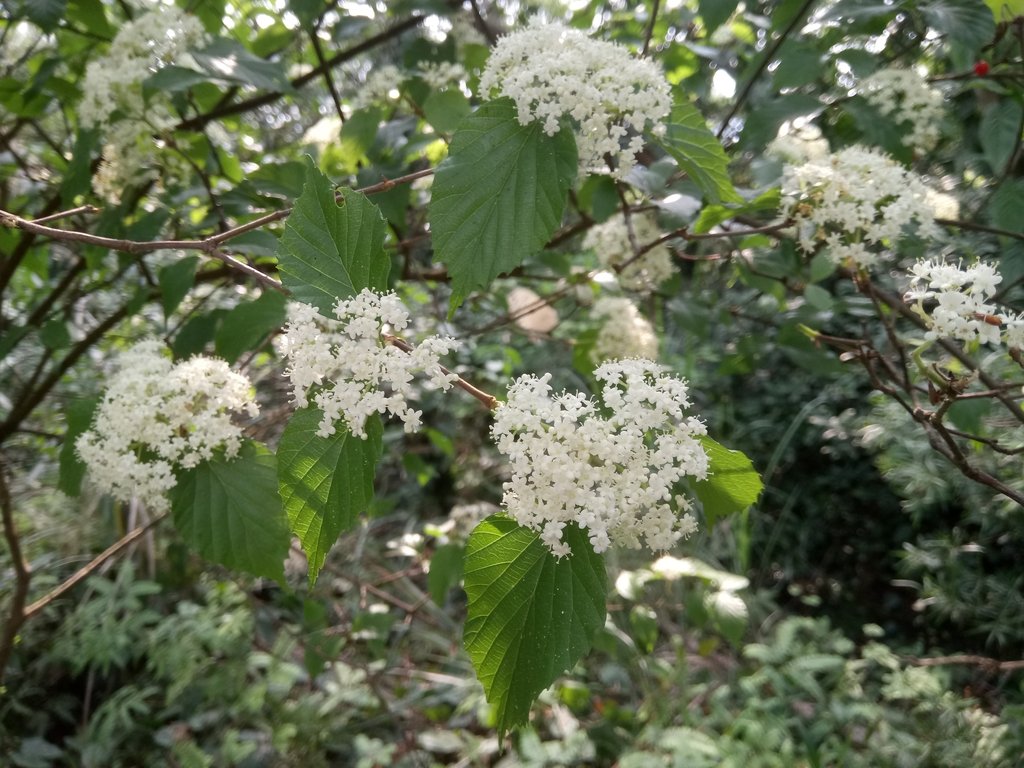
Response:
463,515,606,736
693,436,763,527
277,159,390,315
654,102,741,204
170,441,290,581
277,407,382,585
429,98,577,311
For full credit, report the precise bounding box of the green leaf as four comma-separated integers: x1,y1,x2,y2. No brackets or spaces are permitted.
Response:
67,0,114,37
980,100,1023,174
428,543,464,605
60,129,99,205
654,103,741,204
39,319,70,350
429,98,577,310
423,89,471,133
159,256,200,318
277,408,382,585
18,0,66,31
170,441,290,581
144,65,214,93
277,160,390,315
58,397,98,497
171,310,226,359
692,436,763,526
989,179,1024,233
698,0,740,33
920,0,996,52
192,39,296,93
214,289,287,363
463,515,607,736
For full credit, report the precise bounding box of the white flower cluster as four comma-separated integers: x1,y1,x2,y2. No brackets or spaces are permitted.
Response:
478,18,672,177
418,61,467,90
351,64,403,110
591,296,659,362
858,67,944,151
280,290,460,439
75,340,257,513
584,212,676,292
78,5,207,200
781,146,940,268
905,259,1024,347
765,121,830,165
491,359,708,557
79,6,207,129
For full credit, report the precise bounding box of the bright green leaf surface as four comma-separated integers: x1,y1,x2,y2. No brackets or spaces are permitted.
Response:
429,99,577,310
214,289,287,363
170,441,290,582
655,103,741,204
277,160,390,315
693,436,763,526
463,515,607,736
277,407,382,584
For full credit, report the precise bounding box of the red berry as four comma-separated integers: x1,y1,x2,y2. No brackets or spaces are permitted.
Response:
974,60,990,76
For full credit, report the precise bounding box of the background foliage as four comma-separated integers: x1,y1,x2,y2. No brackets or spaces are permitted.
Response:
2,0,1024,765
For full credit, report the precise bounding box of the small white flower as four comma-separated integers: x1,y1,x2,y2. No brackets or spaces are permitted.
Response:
280,290,460,439
491,359,707,557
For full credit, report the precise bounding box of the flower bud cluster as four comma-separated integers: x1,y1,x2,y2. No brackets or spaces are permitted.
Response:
491,359,707,557
478,18,672,177
905,259,1024,347
584,212,676,293
280,290,461,439
75,340,257,512
858,67,944,151
781,146,939,268
591,296,659,363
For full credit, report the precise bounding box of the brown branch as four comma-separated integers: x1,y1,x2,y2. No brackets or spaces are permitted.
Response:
0,461,31,683
383,335,498,410
23,512,168,621
642,0,661,57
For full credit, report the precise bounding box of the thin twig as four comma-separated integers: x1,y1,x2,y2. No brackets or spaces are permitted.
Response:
23,512,169,620
383,335,498,410
642,0,661,57
0,461,31,683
